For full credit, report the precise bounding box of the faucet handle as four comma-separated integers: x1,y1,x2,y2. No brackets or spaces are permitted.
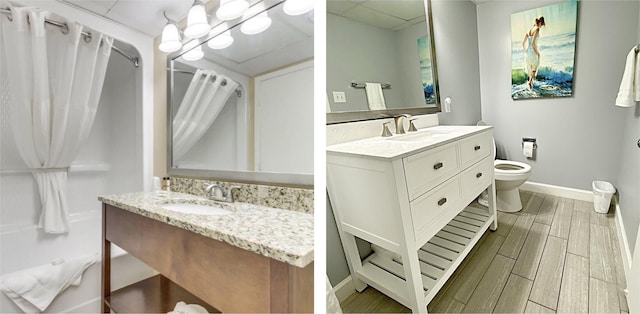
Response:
381,122,393,137
226,186,242,202
408,118,418,132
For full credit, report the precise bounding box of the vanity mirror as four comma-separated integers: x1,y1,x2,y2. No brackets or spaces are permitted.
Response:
167,0,314,186
326,0,440,124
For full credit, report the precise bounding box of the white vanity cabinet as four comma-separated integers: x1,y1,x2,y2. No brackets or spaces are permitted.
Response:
327,126,497,313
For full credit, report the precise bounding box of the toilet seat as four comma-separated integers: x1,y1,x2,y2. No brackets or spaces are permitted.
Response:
494,160,531,175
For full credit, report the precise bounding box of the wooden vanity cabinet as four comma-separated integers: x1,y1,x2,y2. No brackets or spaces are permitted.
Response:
101,204,313,313
327,128,498,313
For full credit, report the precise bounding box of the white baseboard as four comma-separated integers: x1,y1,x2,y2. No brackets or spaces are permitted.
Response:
333,275,356,303
520,181,593,201
613,197,633,285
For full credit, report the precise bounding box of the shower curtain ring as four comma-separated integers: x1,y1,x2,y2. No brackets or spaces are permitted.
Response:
83,31,92,43
60,22,69,34
221,79,227,86
3,7,12,21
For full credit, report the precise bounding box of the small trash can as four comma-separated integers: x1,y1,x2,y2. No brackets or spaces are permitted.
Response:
592,181,616,214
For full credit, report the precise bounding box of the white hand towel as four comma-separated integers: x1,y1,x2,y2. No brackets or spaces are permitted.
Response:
614,46,640,107
168,301,209,314
0,253,99,313
365,82,386,110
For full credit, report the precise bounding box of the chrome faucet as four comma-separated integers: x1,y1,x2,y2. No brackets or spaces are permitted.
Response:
204,183,241,203
394,114,411,134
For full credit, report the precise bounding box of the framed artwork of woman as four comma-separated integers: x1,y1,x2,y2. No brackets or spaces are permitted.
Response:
510,0,578,100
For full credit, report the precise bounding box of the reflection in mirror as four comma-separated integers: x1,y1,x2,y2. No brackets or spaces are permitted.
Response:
326,0,440,124
168,0,314,186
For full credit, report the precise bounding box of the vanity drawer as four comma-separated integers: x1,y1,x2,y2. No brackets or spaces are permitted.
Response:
461,157,493,199
459,131,492,169
403,143,460,201
410,177,461,236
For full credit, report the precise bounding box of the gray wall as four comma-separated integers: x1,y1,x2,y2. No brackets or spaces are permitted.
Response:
477,1,639,252
326,0,483,286
433,0,483,126
326,13,405,112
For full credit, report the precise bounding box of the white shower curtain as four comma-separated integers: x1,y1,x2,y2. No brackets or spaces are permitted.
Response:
1,7,113,233
173,69,239,160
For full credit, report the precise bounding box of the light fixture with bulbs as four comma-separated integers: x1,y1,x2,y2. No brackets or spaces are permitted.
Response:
216,0,250,21
283,0,314,16
241,11,272,35
159,0,315,60
184,0,210,39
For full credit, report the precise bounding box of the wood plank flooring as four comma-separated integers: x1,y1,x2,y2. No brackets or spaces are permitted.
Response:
340,191,629,313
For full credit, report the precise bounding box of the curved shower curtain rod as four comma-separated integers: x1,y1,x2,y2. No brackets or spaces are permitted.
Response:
0,7,140,67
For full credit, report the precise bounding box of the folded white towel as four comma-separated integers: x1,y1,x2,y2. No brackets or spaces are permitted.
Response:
615,46,640,107
0,253,98,313
168,301,209,314
365,82,386,110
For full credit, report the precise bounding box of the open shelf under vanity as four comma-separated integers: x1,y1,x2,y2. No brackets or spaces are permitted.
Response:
359,206,493,307
105,275,219,313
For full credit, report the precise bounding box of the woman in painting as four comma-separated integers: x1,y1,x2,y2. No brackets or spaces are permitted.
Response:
522,16,545,89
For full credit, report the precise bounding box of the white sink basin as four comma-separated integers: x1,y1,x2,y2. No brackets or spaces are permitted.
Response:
161,202,232,216
386,130,451,142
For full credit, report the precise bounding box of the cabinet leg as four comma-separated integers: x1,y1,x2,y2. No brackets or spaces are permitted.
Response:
101,205,111,313
339,231,367,292
488,181,498,231
401,247,428,313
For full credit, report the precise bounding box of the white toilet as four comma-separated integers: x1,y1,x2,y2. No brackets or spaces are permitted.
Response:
477,122,532,212
494,159,531,212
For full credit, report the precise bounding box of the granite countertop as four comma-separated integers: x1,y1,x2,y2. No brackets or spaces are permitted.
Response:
99,191,313,268
326,125,492,160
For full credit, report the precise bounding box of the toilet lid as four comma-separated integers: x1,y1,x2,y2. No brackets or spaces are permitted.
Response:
494,160,531,174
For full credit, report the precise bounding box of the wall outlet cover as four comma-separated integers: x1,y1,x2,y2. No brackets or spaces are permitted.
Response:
333,91,346,103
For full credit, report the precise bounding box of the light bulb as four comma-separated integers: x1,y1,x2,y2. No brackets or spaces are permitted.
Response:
216,0,249,21
182,41,204,61
159,23,182,52
207,30,234,49
184,1,209,39
283,0,314,16
241,12,272,35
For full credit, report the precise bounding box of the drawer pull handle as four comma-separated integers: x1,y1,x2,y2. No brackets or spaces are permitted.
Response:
476,172,483,178
438,198,447,206
433,162,443,170
474,145,481,151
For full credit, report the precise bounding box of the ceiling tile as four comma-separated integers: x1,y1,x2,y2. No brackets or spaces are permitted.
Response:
327,1,358,15
361,0,425,21
62,0,118,16
342,5,405,31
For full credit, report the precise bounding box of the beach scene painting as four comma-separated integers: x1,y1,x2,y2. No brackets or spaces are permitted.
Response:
511,0,578,100
418,36,436,104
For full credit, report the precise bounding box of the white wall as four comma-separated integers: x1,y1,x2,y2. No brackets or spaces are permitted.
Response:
477,0,639,253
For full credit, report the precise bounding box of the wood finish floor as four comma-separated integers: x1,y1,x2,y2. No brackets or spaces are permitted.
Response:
340,191,629,313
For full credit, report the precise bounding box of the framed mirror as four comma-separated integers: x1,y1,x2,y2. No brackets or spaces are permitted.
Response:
326,0,440,124
167,0,314,186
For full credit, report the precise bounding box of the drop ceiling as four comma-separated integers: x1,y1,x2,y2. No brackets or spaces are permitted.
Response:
327,0,426,32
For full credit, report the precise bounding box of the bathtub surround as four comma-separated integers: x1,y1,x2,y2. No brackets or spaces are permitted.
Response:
170,177,314,214
1,6,113,233
1,0,155,312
